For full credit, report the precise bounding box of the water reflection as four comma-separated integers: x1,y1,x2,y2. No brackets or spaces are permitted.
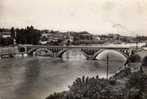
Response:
14,59,40,99
62,49,86,61
96,50,127,61
0,50,126,99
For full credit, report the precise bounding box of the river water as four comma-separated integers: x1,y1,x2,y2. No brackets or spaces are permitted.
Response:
0,42,146,99
0,48,128,99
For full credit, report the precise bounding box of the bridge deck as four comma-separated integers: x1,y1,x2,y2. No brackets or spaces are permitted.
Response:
18,45,131,49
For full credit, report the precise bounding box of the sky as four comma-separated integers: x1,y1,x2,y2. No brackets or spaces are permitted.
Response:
0,0,147,36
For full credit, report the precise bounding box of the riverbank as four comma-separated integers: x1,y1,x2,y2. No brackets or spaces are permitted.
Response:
142,66,147,99
0,46,28,59
45,67,147,99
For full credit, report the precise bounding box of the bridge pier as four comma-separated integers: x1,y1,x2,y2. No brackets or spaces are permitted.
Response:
86,56,96,60
81,48,100,60
52,53,61,58
23,47,28,56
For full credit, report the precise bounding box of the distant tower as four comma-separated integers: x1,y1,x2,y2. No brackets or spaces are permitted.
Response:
10,27,16,46
66,32,73,45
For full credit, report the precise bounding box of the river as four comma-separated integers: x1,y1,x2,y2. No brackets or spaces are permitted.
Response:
0,42,146,99
0,48,128,99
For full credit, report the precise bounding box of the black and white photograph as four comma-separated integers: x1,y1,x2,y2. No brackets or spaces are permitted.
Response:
0,0,147,99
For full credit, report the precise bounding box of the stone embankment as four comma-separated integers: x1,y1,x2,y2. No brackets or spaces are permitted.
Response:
0,46,18,58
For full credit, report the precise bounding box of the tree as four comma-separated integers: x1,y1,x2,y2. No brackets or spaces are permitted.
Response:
10,27,15,39
15,26,41,45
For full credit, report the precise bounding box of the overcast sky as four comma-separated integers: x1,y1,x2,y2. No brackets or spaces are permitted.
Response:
0,0,147,36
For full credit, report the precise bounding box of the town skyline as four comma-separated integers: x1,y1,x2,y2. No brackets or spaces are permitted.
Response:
0,26,145,37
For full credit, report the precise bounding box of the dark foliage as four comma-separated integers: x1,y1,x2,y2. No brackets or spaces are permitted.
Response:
0,26,41,45
15,26,41,44
126,72,144,89
46,75,125,99
46,70,146,99
0,37,13,46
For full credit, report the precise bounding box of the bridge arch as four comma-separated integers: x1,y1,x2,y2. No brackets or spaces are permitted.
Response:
18,47,26,52
136,49,147,63
57,48,88,59
142,56,147,66
29,48,53,56
93,49,128,60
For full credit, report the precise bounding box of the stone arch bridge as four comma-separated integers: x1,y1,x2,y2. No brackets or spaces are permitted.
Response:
18,45,137,60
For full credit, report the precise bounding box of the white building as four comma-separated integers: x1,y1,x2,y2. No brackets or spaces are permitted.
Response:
1,31,11,38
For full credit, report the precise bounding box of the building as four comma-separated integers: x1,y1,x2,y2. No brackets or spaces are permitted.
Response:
39,31,66,45
92,35,101,40
1,31,11,38
0,29,13,46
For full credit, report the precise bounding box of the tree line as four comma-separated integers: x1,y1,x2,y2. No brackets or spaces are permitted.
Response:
15,26,41,45
0,26,41,46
